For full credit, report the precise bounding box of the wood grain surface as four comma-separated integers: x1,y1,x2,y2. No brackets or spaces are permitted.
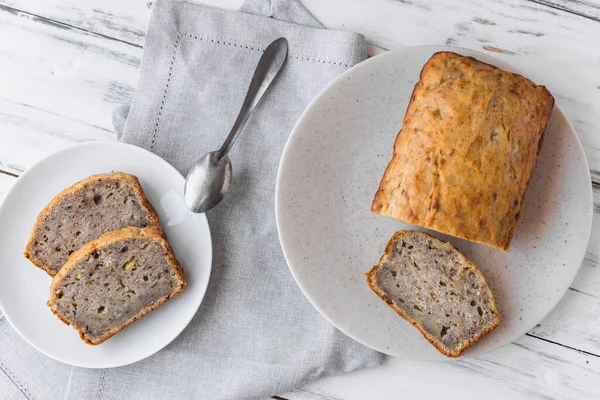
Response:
0,0,598,399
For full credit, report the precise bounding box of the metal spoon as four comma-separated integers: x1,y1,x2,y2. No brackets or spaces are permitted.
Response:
184,37,288,213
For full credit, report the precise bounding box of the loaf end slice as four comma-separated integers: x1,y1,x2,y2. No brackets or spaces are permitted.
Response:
25,172,159,276
48,226,185,345
366,230,499,357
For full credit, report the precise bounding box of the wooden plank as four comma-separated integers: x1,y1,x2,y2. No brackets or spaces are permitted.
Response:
0,5,133,172
530,0,600,22
0,1,149,46
0,98,115,175
5,0,600,44
0,0,599,171
530,287,600,356
0,0,241,47
283,334,600,400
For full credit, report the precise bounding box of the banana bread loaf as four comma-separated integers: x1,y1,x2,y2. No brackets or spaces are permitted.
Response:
372,52,554,251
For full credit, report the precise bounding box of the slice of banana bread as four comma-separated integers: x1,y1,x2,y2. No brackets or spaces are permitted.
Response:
48,226,185,345
366,230,499,357
25,172,159,276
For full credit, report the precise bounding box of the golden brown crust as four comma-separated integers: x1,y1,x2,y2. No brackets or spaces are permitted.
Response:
48,226,185,345
24,172,160,276
366,230,499,357
372,52,554,251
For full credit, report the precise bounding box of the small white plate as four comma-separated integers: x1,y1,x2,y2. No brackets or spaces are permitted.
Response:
276,46,593,360
0,141,212,368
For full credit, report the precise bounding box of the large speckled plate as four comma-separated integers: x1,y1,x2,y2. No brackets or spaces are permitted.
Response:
275,46,593,360
0,142,212,368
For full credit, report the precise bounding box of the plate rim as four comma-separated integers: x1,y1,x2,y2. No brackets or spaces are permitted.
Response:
0,140,213,368
275,45,594,358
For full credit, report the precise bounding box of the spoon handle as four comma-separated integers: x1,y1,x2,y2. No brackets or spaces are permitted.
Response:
217,37,288,161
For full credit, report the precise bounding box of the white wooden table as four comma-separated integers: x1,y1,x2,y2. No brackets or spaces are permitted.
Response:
0,0,599,399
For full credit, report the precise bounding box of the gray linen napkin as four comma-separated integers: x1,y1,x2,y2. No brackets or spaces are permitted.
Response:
0,0,383,399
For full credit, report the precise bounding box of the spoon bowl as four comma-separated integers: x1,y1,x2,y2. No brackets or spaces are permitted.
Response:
184,151,232,213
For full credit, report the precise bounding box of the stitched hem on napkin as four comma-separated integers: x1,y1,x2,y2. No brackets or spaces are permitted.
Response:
120,0,366,161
